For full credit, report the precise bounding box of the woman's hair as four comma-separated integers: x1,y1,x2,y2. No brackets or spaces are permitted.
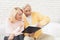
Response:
9,7,23,23
15,7,23,12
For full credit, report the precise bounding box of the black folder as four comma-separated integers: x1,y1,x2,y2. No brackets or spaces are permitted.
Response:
22,26,41,33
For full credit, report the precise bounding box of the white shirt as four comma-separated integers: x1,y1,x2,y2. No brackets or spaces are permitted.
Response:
26,16,38,27
26,16,32,25
5,20,24,36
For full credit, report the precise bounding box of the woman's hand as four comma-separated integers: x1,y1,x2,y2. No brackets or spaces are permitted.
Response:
8,34,15,40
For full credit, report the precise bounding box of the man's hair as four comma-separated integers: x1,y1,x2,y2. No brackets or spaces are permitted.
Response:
23,4,31,9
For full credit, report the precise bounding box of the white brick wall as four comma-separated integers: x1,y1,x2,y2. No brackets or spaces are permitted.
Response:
0,0,60,23
0,0,60,40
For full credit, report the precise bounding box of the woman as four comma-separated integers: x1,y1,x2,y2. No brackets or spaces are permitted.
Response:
4,7,24,40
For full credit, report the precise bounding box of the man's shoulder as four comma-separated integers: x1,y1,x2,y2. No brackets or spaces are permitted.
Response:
32,12,39,14
32,12,41,15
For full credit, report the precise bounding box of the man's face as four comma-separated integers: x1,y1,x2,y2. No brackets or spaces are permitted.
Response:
23,6,31,16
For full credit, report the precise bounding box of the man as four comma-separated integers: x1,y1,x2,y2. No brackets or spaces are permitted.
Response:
23,4,54,40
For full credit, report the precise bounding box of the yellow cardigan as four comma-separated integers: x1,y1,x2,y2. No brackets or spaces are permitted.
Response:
23,12,50,38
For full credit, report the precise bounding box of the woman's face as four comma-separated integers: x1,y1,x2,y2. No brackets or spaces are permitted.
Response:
15,9,23,21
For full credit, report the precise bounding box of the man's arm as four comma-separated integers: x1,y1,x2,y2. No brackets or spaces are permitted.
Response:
37,13,50,27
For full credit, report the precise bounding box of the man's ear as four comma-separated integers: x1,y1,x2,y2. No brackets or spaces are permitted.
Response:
15,8,18,10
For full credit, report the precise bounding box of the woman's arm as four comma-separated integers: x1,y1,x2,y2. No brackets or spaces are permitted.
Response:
13,25,24,36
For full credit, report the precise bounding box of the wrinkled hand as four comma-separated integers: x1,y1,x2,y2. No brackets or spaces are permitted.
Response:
36,23,42,28
28,33,35,37
36,23,41,27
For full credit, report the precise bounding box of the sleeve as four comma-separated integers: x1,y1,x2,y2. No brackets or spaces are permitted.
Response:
37,13,50,27
5,20,12,36
12,27,20,36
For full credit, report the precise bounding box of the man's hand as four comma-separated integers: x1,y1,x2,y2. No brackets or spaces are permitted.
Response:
28,33,35,37
36,23,41,27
